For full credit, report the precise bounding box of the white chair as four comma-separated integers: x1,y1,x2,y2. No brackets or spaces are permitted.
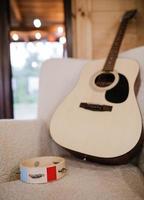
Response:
0,47,144,200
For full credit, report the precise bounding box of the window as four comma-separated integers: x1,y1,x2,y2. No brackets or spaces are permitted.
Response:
10,0,68,119
10,40,64,119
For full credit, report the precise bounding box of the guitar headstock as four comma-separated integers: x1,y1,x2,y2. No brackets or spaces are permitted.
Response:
122,9,137,22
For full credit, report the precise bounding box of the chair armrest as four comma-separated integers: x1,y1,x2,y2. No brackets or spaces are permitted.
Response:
0,119,50,183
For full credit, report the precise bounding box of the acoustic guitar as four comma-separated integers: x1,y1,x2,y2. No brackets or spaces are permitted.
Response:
50,10,143,164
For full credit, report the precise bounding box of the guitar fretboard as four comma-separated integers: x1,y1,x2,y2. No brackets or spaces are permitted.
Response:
103,20,128,72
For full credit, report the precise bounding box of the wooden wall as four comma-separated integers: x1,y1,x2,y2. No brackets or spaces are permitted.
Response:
72,0,144,59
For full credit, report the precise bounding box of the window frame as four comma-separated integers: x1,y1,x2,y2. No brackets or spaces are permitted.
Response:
0,0,13,118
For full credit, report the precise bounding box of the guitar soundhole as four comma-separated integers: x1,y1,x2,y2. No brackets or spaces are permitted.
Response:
95,73,115,87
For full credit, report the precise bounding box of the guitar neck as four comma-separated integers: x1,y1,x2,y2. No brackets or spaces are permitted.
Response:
103,20,128,72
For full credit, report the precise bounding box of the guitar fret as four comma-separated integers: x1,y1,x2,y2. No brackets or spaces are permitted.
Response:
103,20,128,72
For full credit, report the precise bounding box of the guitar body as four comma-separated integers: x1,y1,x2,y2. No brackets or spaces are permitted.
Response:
50,58,143,164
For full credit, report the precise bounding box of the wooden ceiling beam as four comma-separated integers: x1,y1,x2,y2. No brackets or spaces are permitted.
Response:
10,0,23,24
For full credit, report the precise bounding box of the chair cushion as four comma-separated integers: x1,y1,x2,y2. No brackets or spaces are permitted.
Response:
0,120,50,183
0,159,143,200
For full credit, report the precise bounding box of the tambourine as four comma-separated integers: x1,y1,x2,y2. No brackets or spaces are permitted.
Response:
20,156,67,184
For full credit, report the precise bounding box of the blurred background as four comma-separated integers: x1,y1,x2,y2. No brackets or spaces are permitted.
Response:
10,0,67,119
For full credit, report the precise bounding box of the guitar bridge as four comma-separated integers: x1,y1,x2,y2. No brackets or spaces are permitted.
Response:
80,103,112,112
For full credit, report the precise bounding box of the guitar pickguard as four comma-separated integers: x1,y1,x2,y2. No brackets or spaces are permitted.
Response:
105,73,129,103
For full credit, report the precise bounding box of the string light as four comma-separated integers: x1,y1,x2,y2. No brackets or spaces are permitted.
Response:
12,33,19,41
33,19,41,28
35,32,41,40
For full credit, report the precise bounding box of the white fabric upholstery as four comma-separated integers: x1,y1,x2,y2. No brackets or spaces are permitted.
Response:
0,120,50,183
0,159,144,200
